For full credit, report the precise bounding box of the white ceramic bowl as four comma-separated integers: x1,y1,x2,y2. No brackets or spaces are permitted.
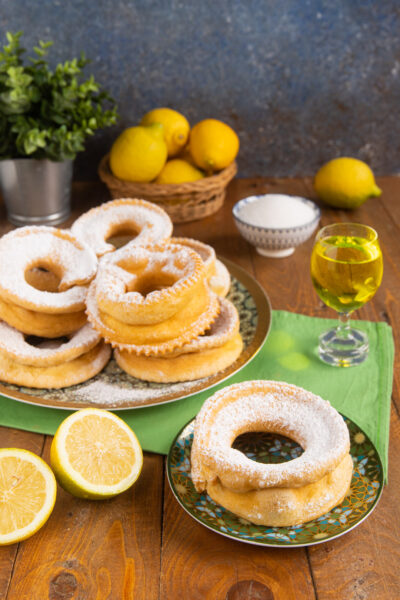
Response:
233,193,321,258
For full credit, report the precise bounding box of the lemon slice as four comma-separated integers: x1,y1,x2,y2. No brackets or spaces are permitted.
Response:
50,408,143,500
0,448,57,546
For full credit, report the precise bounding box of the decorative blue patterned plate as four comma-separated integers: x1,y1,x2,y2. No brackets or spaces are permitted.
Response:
167,415,384,547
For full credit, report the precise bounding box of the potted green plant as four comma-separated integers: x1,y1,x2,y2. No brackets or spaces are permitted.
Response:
0,31,117,226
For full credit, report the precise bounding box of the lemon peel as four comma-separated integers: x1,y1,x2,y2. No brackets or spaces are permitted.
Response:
189,118,239,172
50,408,143,500
314,157,382,209
0,448,56,545
109,123,167,182
141,107,190,157
156,158,205,184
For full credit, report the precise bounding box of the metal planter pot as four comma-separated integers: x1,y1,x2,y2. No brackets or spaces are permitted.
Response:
0,158,73,226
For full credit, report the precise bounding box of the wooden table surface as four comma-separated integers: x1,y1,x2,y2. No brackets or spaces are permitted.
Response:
0,176,399,600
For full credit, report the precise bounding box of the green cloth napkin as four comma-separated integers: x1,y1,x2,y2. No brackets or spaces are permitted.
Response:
0,310,394,478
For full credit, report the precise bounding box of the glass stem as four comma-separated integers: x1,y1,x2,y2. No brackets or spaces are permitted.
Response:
336,312,351,339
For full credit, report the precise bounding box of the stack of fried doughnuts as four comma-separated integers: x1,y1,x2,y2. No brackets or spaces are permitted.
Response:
86,242,221,354
71,197,173,257
191,381,353,526
0,226,110,388
114,296,243,382
0,199,241,388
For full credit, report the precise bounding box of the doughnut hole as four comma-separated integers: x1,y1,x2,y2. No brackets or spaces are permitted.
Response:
24,335,70,349
129,272,180,296
25,264,62,293
106,225,140,250
117,253,187,296
232,432,304,464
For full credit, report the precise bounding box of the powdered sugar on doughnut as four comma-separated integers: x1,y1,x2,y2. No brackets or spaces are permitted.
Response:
170,237,216,275
0,320,101,367
168,296,239,356
191,380,350,492
94,243,207,327
209,259,231,297
71,198,173,257
98,243,198,305
0,226,97,312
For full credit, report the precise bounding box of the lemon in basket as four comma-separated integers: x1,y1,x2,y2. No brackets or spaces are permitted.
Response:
109,123,167,182
0,448,57,545
189,118,239,172
156,158,205,184
314,157,382,209
50,408,143,500
141,107,190,157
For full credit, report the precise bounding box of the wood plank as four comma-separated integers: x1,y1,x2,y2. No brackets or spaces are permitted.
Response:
160,476,315,600
308,406,400,599
6,438,164,600
0,428,45,600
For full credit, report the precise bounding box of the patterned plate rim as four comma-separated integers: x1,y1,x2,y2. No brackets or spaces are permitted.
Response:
166,414,384,548
0,257,271,410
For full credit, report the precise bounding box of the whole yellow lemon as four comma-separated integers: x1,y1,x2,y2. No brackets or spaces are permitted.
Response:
109,123,167,182
314,157,382,209
189,118,239,172
156,159,205,184
140,108,190,157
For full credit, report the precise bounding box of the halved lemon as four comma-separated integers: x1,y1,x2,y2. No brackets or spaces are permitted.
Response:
50,408,143,500
0,448,57,546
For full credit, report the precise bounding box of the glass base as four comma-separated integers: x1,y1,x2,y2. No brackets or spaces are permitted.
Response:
318,326,369,367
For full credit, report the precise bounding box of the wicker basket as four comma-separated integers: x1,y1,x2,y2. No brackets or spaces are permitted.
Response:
98,154,237,223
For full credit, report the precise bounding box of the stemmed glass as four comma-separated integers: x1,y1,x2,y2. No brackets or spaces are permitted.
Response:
310,223,383,366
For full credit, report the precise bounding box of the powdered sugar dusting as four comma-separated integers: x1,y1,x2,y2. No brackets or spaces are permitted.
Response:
71,198,173,256
192,381,350,490
72,375,203,406
96,244,201,307
171,297,239,355
209,259,231,296
0,320,101,364
0,227,97,311
170,237,216,273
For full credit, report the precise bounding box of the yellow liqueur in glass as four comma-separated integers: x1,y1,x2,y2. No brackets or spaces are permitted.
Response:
310,223,383,366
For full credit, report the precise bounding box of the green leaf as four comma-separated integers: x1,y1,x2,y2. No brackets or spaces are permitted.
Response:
0,31,118,160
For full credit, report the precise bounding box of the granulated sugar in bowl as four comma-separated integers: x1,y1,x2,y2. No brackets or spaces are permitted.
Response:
233,194,320,258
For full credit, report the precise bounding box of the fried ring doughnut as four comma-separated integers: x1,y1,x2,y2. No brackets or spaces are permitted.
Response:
0,322,111,389
191,381,352,526
0,296,87,338
206,454,353,527
0,321,101,367
71,198,173,257
0,226,97,314
170,237,230,297
191,381,351,492
209,259,231,298
115,334,242,383
86,280,220,355
95,242,208,325
114,297,243,382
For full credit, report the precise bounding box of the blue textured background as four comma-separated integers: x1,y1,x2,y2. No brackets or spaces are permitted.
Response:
2,1,400,179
